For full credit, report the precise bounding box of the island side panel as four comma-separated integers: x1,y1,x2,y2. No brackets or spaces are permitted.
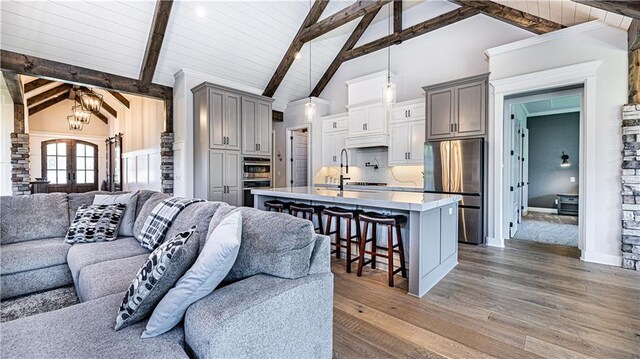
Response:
408,202,459,297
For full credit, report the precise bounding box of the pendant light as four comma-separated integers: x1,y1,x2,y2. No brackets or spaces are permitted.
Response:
72,103,92,124
67,115,83,131
382,3,396,109
77,89,103,113
304,0,316,124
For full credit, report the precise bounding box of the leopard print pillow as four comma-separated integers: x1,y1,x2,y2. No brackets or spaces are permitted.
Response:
65,203,127,244
115,227,199,331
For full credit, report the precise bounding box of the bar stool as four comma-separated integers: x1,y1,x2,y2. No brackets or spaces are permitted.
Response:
324,207,362,273
264,200,291,213
289,203,325,234
357,212,407,287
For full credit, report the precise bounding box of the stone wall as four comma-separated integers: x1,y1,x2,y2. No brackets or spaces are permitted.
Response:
621,104,640,270
160,132,174,195
10,133,30,195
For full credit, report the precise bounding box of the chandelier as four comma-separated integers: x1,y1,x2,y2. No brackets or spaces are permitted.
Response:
67,115,83,131
77,89,103,112
72,103,92,124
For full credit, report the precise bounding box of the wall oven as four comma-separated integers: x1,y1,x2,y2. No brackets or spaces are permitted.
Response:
242,157,271,207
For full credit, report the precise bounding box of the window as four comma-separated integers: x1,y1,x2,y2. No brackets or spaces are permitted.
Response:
42,139,98,193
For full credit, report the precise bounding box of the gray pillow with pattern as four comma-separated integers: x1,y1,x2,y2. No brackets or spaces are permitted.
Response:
115,227,199,331
65,203,126,244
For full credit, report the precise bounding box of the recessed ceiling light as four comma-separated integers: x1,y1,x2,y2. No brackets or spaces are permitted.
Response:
196,7,206,18
294,52,302,60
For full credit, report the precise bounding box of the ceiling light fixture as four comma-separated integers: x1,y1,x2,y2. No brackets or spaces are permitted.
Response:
382,3,396,109
294,52,302,60
304,0,315,124
196,7,206,18
67,115,83,131
561,151,570,167
72,103,92,124
77,89,103,113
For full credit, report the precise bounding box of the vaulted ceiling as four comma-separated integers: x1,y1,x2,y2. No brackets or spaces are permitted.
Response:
0,0,633,110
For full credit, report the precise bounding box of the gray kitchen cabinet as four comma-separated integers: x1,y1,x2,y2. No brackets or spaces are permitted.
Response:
208,149,241,206
242,98,272,156
204,88,241,150
424,74,488,141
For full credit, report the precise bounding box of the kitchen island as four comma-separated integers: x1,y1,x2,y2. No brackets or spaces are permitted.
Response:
252,187,461,297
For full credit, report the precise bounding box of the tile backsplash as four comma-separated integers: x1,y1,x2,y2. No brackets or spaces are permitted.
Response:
314,147,424,187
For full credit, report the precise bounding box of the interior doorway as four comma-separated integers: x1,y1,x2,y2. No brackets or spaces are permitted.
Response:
41,139,99,193
286,126,311,187
504,87,582,249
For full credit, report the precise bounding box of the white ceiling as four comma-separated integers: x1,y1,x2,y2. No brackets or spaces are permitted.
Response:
0,0,632,110
523,95,581,117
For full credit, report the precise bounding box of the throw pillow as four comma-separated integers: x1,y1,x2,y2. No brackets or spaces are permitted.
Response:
65,203,126,244
115,227,199,331
93,191,139,236
142,212,242,338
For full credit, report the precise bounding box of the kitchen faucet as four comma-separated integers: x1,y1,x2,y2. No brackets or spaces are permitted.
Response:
339,148,350,191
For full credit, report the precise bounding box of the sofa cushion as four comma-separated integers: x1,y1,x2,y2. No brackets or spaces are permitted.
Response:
67,237,150,283
133,192,170,242
165,201,227,251
1,264,73,300
77,254,148,302
135,190,161,218
65,203,127,244
1,193,69,244
94,191,139,236
1,237,71,275
0,292,188,359
208,206,316,283
116,228,199,330
68,191,120,225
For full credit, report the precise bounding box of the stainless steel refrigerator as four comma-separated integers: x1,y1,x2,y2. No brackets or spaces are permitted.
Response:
424,138,484,244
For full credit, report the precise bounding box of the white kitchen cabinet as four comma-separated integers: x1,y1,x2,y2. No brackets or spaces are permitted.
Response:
321,132,348,167
321,113,348,133
347,103,387,136
209,149,241,206
392,100,425,123
389,120,425,166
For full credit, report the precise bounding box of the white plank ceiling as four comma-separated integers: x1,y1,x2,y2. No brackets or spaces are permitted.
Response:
0,0,633,108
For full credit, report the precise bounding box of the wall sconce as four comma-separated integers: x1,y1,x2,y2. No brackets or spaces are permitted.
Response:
560,151,570,167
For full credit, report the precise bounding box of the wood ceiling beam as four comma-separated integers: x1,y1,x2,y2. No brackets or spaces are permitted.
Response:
1,50,172,100
139,0,174,92
342,6,480,62
573,0,640,20
2,72,24,104
28,90,69,116
23,78,53,93
27,83,72,107
78,86,117,118
450,1,564,34
74,96,108,124
311,8,382,97
299,0,391,43
108,90,130,108
262,0,329,98
393,0,402,34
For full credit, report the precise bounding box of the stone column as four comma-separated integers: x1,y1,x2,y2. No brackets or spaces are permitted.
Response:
160,132,174,195
10,132,30,195
621,104,640,270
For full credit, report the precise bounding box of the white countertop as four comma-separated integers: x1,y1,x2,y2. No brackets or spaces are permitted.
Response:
314,183,424,193
252,187,461,212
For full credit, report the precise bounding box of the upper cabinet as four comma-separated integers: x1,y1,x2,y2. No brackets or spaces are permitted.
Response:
242,97,272,156
424,74,488,141
321,114,348,167
389,100,425,166
347,103,386,136
207,89,241,150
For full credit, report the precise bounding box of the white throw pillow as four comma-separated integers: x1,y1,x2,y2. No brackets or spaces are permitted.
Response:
93,191,139,237
141,211,242,338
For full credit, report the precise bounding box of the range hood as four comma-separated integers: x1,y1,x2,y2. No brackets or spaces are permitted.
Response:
345,134,389,149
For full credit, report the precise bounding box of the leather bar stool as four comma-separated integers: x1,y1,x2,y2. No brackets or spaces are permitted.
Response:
324,207,362,273
357,212,407,287
264,200,291,213
289,203,325,234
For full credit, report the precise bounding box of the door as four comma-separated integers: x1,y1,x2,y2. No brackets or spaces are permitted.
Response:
256,101,271,155
208,150,225,202
348,107,366,135
521,128,529,215
365,104,385,133
42,139,98,193
290,129,308,186
389,122,409,165
209,89,225,149
224,151,242,206
242,97,257,154
408,121,425,164
225,93,241,150
427,88,455,140
509,114,522,236
424,140,449,192
454,80,486,137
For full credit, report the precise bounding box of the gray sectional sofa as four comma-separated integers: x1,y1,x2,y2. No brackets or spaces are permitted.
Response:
0,190,333,358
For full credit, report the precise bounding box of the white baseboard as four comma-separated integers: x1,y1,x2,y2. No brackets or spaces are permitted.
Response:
581,251,622,266
527,207,558,214
486,237,505,247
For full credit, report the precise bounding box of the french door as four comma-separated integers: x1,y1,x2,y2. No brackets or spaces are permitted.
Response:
42,139,99,193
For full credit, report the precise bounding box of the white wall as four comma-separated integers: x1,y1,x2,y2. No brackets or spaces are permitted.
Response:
0,87,13,196
487,22,627,263
318,1,535,113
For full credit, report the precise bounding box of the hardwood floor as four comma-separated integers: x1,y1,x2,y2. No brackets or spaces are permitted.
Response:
332,240,640,358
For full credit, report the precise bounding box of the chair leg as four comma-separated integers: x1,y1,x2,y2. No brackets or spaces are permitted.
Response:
371,224,377,269
325,215,332,243
387,224,394,287
317,212,324,234
396,224,407,278
335,218,341,259
357,221,369,277
346,219,352,273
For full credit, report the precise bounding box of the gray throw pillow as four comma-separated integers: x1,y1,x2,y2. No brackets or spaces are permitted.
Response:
93,191,139,236
65,204,126,244
115,227,199,331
